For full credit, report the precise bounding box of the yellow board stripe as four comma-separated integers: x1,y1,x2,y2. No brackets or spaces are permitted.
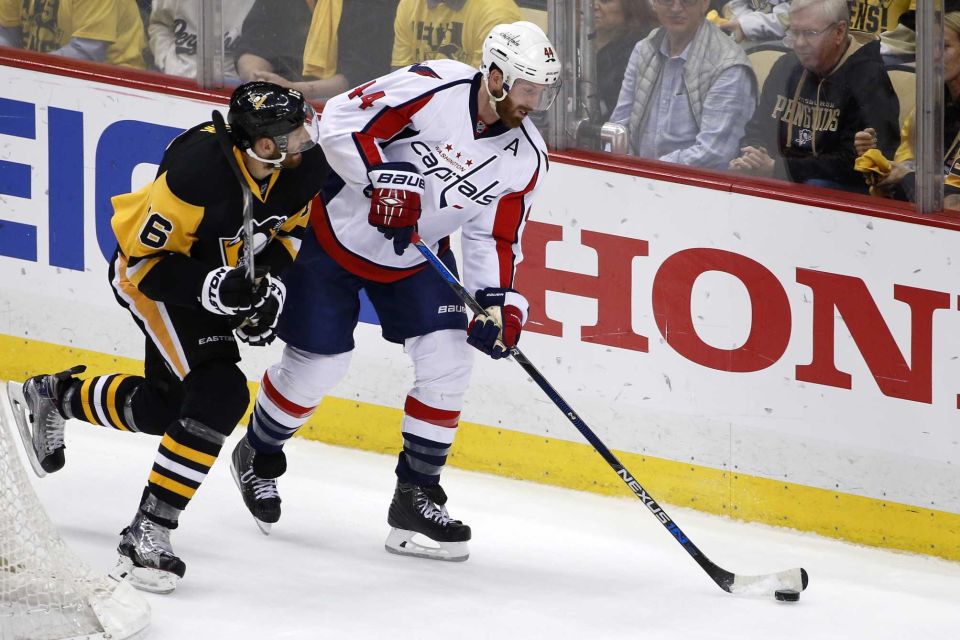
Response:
78,378,99,425
3,334,959,562
148,470,197,500
159,433,217,468
105,374,130,431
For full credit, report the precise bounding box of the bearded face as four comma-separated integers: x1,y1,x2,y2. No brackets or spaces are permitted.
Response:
494,79,555,128
494,91,529,129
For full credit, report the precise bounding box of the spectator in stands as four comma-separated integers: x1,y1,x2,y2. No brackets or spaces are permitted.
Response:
234,0,398,100
595,0,658,122
849,0,912,42
877,1,960,67
609,0,756,169
0,0,146,68
711,1,790,47
878,4,915,67
234,0,314,88
391,0,521,69
729,0,899,192
854,8,960,207
149,0,255,84
297,0,397,97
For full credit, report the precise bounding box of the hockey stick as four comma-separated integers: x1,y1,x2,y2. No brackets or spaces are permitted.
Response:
211,110,256,287
410,233,809,597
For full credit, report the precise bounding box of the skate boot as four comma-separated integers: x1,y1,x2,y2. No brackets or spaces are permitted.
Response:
230,436,283,535
385,481,471,562
6,365,86,477
114,495,186,594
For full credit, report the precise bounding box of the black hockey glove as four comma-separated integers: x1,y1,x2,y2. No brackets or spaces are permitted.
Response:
466,288,528,360
200,266,269,316
235,277,286,347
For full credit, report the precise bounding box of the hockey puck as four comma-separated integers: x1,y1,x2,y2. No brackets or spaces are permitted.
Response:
774,589,800,602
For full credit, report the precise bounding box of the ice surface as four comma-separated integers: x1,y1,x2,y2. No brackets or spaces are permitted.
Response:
18,423,960,639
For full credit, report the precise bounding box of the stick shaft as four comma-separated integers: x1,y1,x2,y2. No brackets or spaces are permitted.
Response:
211,110,256,286
410,235,736,591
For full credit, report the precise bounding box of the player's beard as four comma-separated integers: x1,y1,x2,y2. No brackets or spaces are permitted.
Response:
280,153,303,169
495,93,529,129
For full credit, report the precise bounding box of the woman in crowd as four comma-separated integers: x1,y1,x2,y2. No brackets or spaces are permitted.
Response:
854,8,960,207
595,0,657,122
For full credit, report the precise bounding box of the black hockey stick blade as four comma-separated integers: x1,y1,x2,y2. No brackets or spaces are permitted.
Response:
211,109,256,287
409,232,810,597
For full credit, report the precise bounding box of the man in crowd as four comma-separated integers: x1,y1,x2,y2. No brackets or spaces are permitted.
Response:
609,0,756,169
729,0,900,192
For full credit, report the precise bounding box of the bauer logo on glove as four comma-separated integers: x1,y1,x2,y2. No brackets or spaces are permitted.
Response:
373,171,425,190
466,288,528,359
367,162,424,255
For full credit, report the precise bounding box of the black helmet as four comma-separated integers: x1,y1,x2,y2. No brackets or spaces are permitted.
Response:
228,81,307,150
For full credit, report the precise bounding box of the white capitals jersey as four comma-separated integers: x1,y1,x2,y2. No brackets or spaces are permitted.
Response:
313,59,548,296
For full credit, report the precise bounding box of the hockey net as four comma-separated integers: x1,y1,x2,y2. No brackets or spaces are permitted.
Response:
0,384,150,640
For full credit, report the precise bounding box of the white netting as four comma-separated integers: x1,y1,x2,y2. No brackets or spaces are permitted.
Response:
0,385,150,640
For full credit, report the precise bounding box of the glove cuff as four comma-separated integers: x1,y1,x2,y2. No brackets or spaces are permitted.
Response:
475,287,529,325
368,162,425,196
502,290,528,325
259,276,286,308
200,266,233,315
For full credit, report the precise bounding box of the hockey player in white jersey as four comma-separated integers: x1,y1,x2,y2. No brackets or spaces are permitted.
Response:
229,21,560,560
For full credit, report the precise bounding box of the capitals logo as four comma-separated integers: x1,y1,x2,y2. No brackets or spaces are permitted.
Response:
410,141,502,208
500,31,521,48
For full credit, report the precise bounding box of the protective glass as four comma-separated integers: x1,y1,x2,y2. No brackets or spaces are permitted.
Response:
506,78,562,112
280,103,320,155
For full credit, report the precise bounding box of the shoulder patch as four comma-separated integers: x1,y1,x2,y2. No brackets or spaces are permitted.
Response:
408,63,442,79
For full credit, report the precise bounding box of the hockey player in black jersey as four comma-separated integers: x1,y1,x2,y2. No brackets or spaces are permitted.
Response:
6,81,328,594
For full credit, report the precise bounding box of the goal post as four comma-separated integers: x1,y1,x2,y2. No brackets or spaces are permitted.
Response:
0,383,150,640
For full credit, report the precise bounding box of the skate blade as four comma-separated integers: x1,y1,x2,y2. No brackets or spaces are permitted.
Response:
112,556,180,595
384,528,469,562
5,381,47,478
229,458,272,536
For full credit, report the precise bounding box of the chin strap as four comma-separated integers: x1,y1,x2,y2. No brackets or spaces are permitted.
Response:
244,147,285,170
484,73,509,115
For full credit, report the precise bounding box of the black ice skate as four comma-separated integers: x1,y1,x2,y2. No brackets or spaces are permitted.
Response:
385,481,471,562
115,505,186,594
6,365,85,477
230,437,282,535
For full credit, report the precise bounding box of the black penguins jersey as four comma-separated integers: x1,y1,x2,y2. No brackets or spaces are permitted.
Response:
110,122,329,307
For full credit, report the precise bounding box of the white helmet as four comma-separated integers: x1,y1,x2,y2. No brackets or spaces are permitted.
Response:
481,21,561,111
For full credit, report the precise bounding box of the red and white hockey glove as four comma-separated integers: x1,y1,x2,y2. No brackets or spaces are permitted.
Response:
466,288,528,360
367,162,424,256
